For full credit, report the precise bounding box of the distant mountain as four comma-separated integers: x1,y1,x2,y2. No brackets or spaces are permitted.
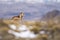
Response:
42,10,60,21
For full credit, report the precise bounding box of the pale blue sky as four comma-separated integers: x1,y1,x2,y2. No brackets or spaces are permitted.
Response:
0,0,60,4
0,0,60,20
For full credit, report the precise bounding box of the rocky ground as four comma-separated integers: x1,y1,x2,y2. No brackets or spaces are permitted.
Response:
0,19,60,40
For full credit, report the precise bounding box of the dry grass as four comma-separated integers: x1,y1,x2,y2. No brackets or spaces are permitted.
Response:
0,19,60,40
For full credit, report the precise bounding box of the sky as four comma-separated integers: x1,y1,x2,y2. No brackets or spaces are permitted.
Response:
0,0,60,4
0,0,60,20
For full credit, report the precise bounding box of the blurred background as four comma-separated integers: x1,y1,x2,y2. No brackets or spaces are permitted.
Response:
0,0,60,40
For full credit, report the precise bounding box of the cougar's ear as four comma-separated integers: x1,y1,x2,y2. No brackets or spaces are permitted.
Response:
19,12,24,16
20,12,24,14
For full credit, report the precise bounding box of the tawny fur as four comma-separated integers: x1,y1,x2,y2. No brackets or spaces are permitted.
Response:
3,12,24,32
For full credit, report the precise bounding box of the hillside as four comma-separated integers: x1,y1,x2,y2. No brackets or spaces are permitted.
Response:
42,10,60,21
